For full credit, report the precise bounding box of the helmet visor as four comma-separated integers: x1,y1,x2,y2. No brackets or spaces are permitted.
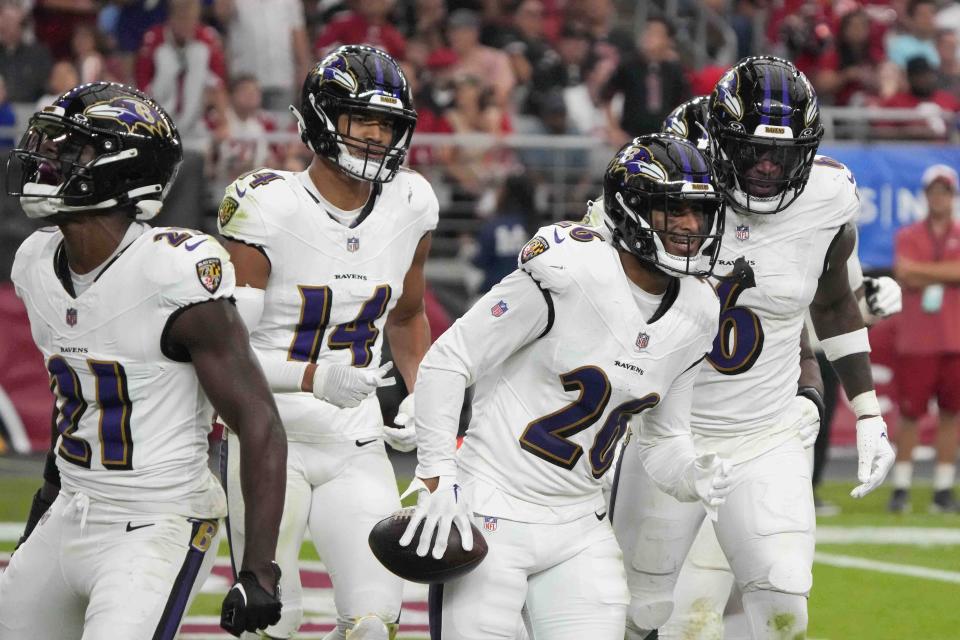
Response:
619,187,725,276
719,131,819,199
8,115,99,197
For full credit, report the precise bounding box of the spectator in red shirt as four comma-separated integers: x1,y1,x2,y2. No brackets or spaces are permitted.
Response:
814,8,887,105
447,9,516,110
313,0,406,61
889,164,960,514
877,56,960,139
135,0,227,151
208,74,284,205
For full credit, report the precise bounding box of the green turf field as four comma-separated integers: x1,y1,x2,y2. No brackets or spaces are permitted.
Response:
2,477,958,639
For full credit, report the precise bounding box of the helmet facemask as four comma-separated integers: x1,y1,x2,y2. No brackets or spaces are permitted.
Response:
299,91,415,183
293,46,418,184
711,125,820,214
7,85,182,221
609,183,725,277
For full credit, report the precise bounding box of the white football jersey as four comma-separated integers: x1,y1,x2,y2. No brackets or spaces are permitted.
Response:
11,223,234,517
691,156,861,459
418,223,719,523
218,168,438,443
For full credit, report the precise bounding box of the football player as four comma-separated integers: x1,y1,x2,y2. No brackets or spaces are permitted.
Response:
401,134,733,640
0,83,286,639
216,45,437,640
624,93,903,640
609,56,897,640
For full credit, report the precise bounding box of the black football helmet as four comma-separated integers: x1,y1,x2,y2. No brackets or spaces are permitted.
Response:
661,96,711,151
292,45,417,183
602,134,725,277
707,56,823,214
6,82,181,220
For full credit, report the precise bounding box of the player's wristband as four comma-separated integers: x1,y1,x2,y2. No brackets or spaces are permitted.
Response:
851,390,882,418
797,386,826,424
820,328,870,362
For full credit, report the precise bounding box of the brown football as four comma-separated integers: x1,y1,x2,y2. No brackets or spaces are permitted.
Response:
368,509,488,584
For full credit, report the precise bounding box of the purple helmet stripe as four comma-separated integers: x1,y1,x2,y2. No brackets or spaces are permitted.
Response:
760,72,771,125
674,142,695,182
373,54,384,86
781,67,791,127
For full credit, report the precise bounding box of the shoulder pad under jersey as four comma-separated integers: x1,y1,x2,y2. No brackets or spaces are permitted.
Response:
145,228,236,307
517,222,608,293
217,168,297,247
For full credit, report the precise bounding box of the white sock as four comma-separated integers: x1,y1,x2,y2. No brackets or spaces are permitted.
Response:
933,463,956,491
892,461,913,489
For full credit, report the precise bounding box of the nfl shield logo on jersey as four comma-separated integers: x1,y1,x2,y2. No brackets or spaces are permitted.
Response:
483,516,498,532
65,307,77,327
491,300,509,317
636,332,650,350
735,225,750,241
347,237,360,252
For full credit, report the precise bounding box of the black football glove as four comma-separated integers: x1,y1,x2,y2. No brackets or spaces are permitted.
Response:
220,562,282,637
15,488,55,552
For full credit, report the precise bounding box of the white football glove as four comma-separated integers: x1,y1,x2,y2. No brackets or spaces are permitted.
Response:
688,452,732,520
312,361,395,409
399,476,473,560
785,395,821,449
382,394,417,452
851,415,895,498
860,276,902,323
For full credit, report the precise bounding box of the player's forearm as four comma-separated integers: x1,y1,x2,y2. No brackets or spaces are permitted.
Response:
798,326,824,397
413,365,466,479
236,408,287,573
385,309,431,391
810,290,873,399
636,433,700,502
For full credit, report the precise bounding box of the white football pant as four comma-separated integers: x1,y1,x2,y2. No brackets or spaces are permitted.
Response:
611,436,814,640
223,433,403,639
0,491,218,640
428,511,628,640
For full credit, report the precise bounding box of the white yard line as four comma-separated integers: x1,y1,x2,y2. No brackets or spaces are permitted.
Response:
816,526,960,545
814,551,960,584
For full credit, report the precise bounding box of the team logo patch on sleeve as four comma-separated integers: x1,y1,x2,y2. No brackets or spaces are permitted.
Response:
195,257,223,294
520,235,550,264
491,300,509,317
218,196,239,227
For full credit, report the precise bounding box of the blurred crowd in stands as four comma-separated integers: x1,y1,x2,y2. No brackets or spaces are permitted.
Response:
3,0,960,246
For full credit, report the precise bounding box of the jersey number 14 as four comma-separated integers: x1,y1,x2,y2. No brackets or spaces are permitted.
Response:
288,285,391,367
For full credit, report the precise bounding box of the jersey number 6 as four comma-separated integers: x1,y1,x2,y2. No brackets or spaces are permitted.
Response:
706,277,764,375
519,366,659,478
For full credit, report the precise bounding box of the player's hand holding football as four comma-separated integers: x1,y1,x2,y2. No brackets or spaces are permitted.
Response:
399,476,473,560
312,360,395,408
220,562,282,637
851,415,895,498
383,393,417,452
